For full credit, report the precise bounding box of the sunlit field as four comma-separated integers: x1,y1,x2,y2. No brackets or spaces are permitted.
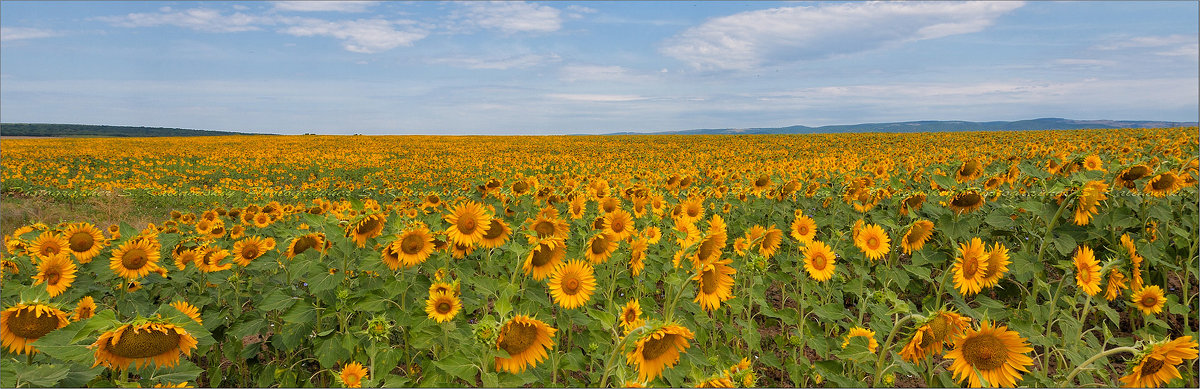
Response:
1,127,1197,388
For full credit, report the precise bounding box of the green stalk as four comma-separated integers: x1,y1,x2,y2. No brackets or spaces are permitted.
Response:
870,314,918,387
1060,346,1139,386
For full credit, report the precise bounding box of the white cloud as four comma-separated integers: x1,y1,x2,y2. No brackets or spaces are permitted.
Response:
661,1,1024,70
1095,34,1196,50
1052,58,1117,67
97,8,271,33
565,5,597,19
454,1,563,34
0,27,63,42
546,93,648,102
559,65,657,83
430,53,561,70
279,18,427,53
272,1,377,13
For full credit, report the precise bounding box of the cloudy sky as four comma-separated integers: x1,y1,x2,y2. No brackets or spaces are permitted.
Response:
1,1,1196,135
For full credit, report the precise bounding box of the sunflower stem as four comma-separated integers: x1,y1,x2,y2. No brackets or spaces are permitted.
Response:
870,313,917,387
1060,346,1139,386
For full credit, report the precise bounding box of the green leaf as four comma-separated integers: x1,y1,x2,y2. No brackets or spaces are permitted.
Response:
140,360,204,385
812,302,845,321
985,210,1015,229
1054,234,1077,257
258,290,299,311
433,354,479,385
15,363,71,387
316,336,349,369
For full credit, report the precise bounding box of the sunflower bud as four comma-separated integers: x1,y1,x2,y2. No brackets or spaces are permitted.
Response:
588,342,599,353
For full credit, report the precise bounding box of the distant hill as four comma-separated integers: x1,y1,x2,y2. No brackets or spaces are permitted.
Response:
610,118,1199,135
0,123,269,137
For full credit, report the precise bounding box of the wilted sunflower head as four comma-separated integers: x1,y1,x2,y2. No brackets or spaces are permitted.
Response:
91,318,199,371
1,302,71,355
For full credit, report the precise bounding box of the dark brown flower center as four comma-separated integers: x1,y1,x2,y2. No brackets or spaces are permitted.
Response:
812,253,827,270
563,277,580,295
530,244,555,267
122,249,149,270
482,220,505,239
961,334,1007,371
107,327,182,358
1141,356,1165,375
436,302,453,314
457,216,477,234
498,322,538,357
590,235,610,255
701,268,719,294
1141,295,1158,308
400,234,425,255
534,221,557,237
641,334,679,361
7,308,60,339
1151,174,1177,190
69,232,95,252
356,217,380,235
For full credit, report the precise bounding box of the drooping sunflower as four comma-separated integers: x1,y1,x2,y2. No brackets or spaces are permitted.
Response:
424,291,462,323
1,302,70,355
91,319,199,370
196,245,232,273
443,201,492,246
1115,164,1151,191
945,320,1034,388
338,361,368,388
1073,246,1102,296
477,218,511,249
584,232,619,264
900,309,972,362
899,193,926,217
548,260,597,309
1118,336,1199,388
855,224,890,261
1131,285,1166,315
602,208,636,241
619,300,644,335
900,220,934,255
1105,269,1128,302
74,296,97,321
528,210,571,240
169,301,203,324
63,223,106,263
802,241,837,282
842,326,879,353
232,236,270,267
31,253,77,297
29,231,68,260
788,214,817,245
947,191,985,215
979,242,1010,288
494,315,557,374
756,226,783,259
1072,181,1109,226
629,237,648,277
449,241,476,259
110,237,163,280
952,238,990,297
285,233,327,259
694,257,736,311
174,248,201,271
523,237,566,281
1144,171,1182,198
627,323,696,383
347,213,386,248
955,160,983,182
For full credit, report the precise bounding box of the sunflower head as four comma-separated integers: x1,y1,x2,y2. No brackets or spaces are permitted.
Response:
619,300,644,335
523,237,566,281
63,223,106,263
1,302,70,355
945,320,1033,388
91,318,199,370
495,315,557,373
901,220,935,255
948,191,985,215
854,224,890,261
548,260,598,309
32,253,78,297
110,237,163,280
952,238,989,297
388,226,435,269
626,323,696,383
790,214,817,244
338,361,369,388
444,201,492,246
1073,246,1102,296
693,258,736,311
802,241,836,282
347,213,386,248
1119,336,1200,388
1131,285,1166,315
424,291,462,323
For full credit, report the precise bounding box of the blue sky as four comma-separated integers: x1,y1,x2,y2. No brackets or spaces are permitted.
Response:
1,1,1196,135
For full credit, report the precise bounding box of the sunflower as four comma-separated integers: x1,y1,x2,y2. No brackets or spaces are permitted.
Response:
1083,155,1105,171
338,361,368,388
74,296,97,321
842,326,879,353
680,196,706,224
1115,164,1152,190
424,291,462,323
629,238,648,277
900,193,926,217
444,201,492,246
174,248,201,271
30,231,67,260
756,226,783,258
232,236,270,267
627,323,695,382
285,233,327,259
603,209,636,241
945,320,1033,388
568,196,588,219
900,220,934,255
802,241,837,282
449,241,476,259
523,237,566,281
855,224,890,261
584,232,619,264
952,238,989,297
170,301,202,324
31,253,77,297
252,213,272,228
1,302,70,355
955,160,983,182
900,309,972,362
478,218,511,249
619,300,644,335
1144,171,1182,197
1073,246,1102,296
386,226,434,269
196,246,232,273
689,215,728,268
63,223,106,263
790,214,817,245
1119,336,1200,388
947,191,985,215
91,318,199,370
975,242,1011,288
1073,181,1109,226
347,213,386,248
548,260,597,309
110,238,162,280
694,257,736,311
494,315,557,374
1105,270,1128,302
1131,285,1166,315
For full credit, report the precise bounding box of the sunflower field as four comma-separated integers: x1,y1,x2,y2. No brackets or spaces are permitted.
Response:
1,127,1198,388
